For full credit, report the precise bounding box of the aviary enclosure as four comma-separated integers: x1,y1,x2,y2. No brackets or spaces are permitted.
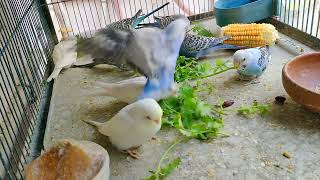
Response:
0,0,320,179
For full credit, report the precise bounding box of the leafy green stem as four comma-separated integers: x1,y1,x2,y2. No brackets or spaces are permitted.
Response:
156,138,184,174
197,66,236,79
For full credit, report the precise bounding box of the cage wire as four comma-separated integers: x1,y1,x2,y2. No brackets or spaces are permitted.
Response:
0,0,320,179
278,0,320,38
0,0,55,179
46,0,215,40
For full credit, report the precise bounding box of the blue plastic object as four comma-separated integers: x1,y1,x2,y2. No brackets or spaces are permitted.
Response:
214,0,279,27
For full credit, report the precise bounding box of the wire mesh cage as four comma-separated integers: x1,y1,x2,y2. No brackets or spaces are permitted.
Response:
278,0,320,38
46,0,215,40
0,0,56,179
0,0,320,179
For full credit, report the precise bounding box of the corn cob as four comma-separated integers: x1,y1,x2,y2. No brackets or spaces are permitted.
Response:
221,23,279,47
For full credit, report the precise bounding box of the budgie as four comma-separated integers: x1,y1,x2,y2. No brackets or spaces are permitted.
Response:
233,45,271,80
83,98,162,159
47,36,77,82
90,76,178,103
105,2,170,30
76,17,190,101
73,2,170,69
137,14,244,58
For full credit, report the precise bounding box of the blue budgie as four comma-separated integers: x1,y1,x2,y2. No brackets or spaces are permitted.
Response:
76,17,190,101
233,45,271,80
137,15,244,58
106,2,170,30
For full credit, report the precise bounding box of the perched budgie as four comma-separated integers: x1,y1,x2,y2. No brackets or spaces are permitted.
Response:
233,45,271,80
83,98,162,159
76,17,190,101
105,2,169,30
90,76,178,103
47,36,77,82
138,15,244,58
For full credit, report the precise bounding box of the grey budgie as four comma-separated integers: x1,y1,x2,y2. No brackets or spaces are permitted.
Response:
73,2,170,69
76,17,190,101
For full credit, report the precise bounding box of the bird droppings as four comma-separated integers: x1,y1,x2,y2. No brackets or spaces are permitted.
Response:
222,100,235,108
282,152,292,159
275,96,286,105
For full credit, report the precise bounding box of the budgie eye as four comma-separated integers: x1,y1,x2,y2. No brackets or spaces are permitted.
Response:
242,58,246,62
146,116,152,120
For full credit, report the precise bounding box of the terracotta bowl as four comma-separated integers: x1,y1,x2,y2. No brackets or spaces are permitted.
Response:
25,139,110,180
282,52,320,112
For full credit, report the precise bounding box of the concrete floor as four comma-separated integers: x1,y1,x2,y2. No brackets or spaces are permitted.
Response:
43,19,320,180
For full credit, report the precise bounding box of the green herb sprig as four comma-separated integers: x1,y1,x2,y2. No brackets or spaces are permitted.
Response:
144,139,183,180
191,24,214,37
159,83,224,140
237,100,270,118
174,56,235,83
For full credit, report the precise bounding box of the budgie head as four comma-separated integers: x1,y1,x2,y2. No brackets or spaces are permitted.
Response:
233,49,259,76
128,98,163,126
154,14,189,29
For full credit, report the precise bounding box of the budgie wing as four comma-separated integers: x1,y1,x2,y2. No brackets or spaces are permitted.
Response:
182,34,229,53
258,46,271,71
76,28,132,68
124,28,166,78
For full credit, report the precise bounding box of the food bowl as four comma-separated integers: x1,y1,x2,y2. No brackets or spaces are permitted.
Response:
282,52,320,112
25,139,110,180
214,0,276,27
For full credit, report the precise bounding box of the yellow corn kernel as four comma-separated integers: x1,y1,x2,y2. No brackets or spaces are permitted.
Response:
221,23,279,47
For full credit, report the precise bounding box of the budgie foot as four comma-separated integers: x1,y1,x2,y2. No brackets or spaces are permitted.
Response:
126,147,140,159
236,74,256,81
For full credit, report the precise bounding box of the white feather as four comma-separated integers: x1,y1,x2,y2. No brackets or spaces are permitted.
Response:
47,38,77,82
89,76,178,103
83,98,162,151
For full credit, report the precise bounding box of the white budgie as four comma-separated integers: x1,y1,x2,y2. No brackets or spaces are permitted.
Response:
91,76,178,103
47,36,77,82
233,45,271,80
83,98,162,159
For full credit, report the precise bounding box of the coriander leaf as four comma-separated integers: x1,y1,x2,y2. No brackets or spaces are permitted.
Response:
237,101,270,118
158,158,181,179
160,83,224,140
191,24,214,37
144,140,183,180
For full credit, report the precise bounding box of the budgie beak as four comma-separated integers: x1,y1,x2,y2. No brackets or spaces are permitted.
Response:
234,61,240,69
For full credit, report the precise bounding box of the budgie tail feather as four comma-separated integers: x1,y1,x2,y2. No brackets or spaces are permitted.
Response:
47,68,62,82
131,2,170,28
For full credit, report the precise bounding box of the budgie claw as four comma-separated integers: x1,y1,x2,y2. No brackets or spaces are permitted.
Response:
126,147,140,159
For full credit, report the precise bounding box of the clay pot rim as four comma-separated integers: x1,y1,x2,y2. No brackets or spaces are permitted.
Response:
282,52,320,96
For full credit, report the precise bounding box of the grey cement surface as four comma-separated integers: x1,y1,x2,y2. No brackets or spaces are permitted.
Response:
43,19,320,180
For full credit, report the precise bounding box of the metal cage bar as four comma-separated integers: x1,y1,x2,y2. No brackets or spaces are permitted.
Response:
277,0,320,38
45,0,213,40
0,0,55,178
